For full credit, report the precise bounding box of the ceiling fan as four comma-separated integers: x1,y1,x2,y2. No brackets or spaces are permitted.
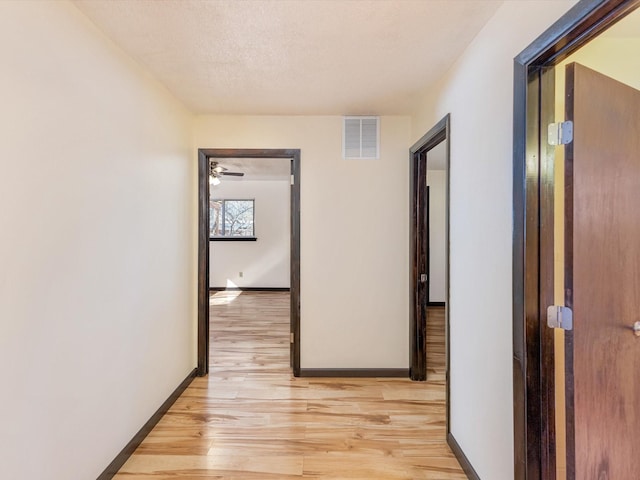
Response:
209,161,245,185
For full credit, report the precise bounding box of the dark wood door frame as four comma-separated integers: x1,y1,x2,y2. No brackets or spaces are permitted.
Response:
409,114,450,382
512,1,639,478
410,145,428,382
197,148,301,377
410,114,465,471
426,185,430,310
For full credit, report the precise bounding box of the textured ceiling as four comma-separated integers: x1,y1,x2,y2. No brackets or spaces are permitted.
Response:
73,0,502,115
215,158,291,181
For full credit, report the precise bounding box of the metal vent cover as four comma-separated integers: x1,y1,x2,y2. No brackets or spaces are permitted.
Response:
343,116,379,159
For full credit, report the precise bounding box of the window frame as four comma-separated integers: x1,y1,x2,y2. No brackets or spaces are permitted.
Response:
209,198,257,241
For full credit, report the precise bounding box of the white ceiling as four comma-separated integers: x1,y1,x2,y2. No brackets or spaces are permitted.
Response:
73,0,502,115
214,157,291,181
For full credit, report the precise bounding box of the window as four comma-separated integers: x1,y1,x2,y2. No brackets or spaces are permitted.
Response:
210,199,255,240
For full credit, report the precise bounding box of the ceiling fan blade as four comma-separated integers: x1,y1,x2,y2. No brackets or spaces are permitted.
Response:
210,162,227,173
220,171,244,176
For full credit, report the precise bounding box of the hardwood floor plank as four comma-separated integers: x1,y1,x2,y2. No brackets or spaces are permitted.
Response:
114,293,463,479
117,453,303,476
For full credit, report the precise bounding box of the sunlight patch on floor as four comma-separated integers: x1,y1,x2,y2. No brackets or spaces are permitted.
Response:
210,290,242,305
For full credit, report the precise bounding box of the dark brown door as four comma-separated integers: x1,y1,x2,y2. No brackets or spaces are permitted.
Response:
564,62,640,479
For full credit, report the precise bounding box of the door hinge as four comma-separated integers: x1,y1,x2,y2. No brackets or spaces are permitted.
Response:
290,332,294,343
548,121,573,146
420,274,427,283
290,174,294,186
547,305,573,330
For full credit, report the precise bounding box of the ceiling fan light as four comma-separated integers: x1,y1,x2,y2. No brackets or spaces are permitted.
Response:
210,175,221,186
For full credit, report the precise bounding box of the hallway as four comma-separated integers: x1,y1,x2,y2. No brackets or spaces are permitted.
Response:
114,291,465,479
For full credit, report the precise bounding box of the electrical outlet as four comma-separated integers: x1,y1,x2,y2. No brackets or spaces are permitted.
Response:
239,271,243,278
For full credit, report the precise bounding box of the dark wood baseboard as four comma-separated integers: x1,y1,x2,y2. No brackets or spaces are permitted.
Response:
209,287,290,292
299,368,409,378
447,432,480,480
428,301,446,307
97,368,197,480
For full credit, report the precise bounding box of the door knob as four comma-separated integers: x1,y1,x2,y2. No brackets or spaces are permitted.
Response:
632,321,640,337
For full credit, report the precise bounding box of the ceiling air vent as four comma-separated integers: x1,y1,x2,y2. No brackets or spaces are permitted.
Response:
343,116,379,159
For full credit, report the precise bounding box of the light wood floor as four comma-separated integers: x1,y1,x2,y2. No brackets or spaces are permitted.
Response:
114,291,465,479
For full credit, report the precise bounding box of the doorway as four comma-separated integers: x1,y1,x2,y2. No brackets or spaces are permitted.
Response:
513,1,640,478
197,148,301,377
409,114,450,389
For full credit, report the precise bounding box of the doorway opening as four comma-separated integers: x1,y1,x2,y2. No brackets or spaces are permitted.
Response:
198,149,301,377
409,114,450,389
513,1,640,478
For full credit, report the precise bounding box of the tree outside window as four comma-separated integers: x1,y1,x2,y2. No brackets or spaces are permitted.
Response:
210,199,255,238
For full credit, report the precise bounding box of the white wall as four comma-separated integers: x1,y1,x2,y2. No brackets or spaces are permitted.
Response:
555,37,640,108
210,180,290,288
195,115,411,368
558,38,640,90
0,2,195,479
411,1,576,478
427,169,446,303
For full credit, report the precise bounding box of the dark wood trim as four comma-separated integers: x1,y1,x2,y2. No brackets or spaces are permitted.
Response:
299,368,409,378
444,117,451,440
411,149,427,382
410,117,448,155
426,184,431,325
409,142,419,380
290,151,301,377
209,287,290,292
409,114,457,470
409,113,450,407
563,62,577,480
197,148,301,378
516,0,639,68
447,433,481,480
428,301,446,307
197,150,210,377
512,1,640,478
409,114,449,383
409,114,451,460
538,64,557,480
210,237,257,242
97,369,197,479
